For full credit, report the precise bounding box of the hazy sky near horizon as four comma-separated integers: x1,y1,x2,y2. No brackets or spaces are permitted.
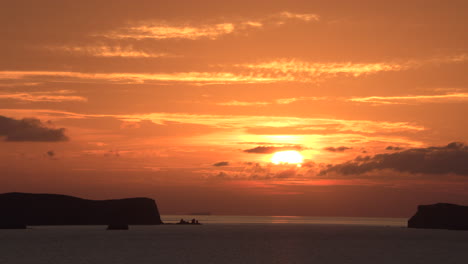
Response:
1,0,468,217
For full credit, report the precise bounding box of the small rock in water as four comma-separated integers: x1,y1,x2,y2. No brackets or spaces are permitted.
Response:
107,224,129,230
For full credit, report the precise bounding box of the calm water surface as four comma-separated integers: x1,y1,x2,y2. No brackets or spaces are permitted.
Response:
162,215,407,226
1,216,467,264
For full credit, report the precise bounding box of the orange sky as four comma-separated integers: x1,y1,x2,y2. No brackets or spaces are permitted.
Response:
1,0,468,217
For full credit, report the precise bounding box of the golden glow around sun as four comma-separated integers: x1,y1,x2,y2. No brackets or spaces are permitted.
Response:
271,150,303,165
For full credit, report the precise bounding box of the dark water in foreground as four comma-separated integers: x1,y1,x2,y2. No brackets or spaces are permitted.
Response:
1,217,467,264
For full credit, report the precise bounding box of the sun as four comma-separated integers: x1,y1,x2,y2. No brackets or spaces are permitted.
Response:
271,150,303,166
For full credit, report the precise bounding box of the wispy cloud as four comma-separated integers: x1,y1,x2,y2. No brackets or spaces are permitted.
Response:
237,60,411,77
349,93,468,105
103,23,235,40
0,82,40,87
275,96,326,104
217,100,271,106
48,45,172,58
4,53,465,85
217,92,468,107
0,90,87,102
216,96,326,106
0,70,284,84
236,54,468,79
434,54,468,63
118,113,424,133
101,12,319,40
278,12,320,22
0,109,425,134
242,21,263,28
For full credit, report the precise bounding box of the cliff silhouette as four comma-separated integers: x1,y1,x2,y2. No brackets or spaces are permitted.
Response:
0,192,163,226
408,203,468,230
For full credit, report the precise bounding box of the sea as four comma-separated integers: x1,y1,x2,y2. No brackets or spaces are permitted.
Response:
1,215,467,264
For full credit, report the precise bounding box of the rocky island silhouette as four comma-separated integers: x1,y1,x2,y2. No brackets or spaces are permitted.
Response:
408,203,468,230
0,192,163,228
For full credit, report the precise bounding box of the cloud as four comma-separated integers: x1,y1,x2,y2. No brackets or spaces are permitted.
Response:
103,23,235,40
214,93,468,108
213,161,229,167
237,60,411,78
118,113,424,133
100,12,319,40
0,90,87,102
48,45,172,58
205,160,320,182
349,93,468,105
104,150,120,157
0,82,40,87
0,70,283,85
432,54,468,64
0,115,68,142
324,146,352,152
243,21,263,27
275,169,298,178
275,97,326,104
386,146,403,151
236,54,468,79
216,96,326,106
211,168,298,181
244,145,301,154
320,142,468,176
0,109,425,134
216,100,271,106
5,54,465,85
279,12,320,22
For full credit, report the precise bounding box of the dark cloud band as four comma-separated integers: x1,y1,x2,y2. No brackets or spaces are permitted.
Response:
0,116,68,142
213,161,229,167
243,145,301,154
320,142,468,176
324,146,351,152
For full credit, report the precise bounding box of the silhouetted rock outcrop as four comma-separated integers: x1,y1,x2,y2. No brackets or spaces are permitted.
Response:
408,203,468,230
0,192,163,226
0,223,26,229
